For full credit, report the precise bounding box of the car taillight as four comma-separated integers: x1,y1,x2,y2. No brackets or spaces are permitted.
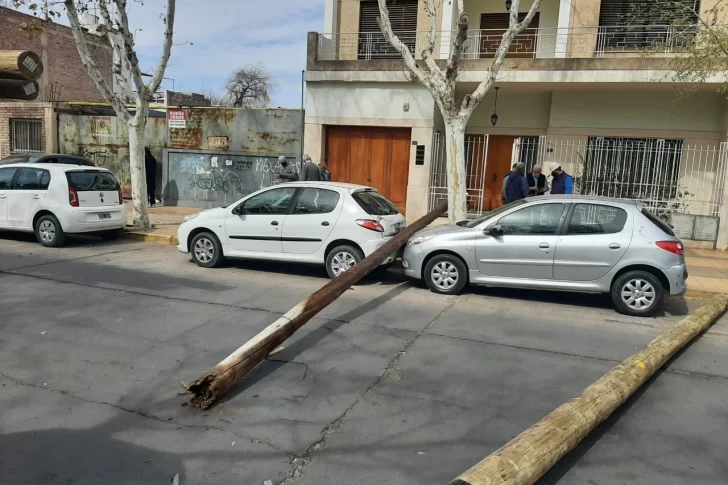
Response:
69,187,79,207
356,219,384,232
117,187,123,205
656,241,684,256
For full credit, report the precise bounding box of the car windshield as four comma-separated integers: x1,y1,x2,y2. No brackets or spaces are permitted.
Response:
462,199,528,228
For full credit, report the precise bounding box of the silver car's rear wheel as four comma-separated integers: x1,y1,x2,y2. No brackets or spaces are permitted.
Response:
424,254,468,295
621,278,656,312
611,270,664,317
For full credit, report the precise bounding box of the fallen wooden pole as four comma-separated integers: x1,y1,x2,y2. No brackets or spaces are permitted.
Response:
185,202,447,408
0,50,43,80
447,294,728,485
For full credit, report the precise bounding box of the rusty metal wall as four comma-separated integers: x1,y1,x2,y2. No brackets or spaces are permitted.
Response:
58,107,303,203
168,108,303,155
58,111,167,197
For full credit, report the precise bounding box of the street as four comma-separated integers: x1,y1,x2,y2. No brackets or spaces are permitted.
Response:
1,235,728,485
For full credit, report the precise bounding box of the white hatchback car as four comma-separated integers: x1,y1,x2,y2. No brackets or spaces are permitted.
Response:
0,163,127,247
177,182,406,278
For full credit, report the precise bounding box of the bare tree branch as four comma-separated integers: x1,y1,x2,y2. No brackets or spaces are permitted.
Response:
63,0,131,121
466,0,542,112
445,0,468,81
111,0,146,95
420,0,441,74
376,0,434,91
147,0,175,94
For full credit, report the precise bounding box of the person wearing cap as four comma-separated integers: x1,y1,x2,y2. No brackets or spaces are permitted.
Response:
505,162,530,203
548,162,573,195
274,156,299,185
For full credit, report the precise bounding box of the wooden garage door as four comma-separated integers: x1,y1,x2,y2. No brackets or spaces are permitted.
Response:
325,126,411,214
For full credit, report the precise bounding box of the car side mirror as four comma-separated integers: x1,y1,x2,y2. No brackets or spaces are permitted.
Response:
232,205,243,215
484,225,504,236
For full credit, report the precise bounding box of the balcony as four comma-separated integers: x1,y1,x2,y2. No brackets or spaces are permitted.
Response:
316,25,700,62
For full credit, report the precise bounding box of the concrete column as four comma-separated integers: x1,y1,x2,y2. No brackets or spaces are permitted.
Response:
304,122,324,166
406,126,435,223
323,0,339,38
439,0,457,59
44,105,57,153
715,141,728,250
555,0,572,58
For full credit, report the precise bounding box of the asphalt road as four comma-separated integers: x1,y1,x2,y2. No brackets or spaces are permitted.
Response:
1,232,727,485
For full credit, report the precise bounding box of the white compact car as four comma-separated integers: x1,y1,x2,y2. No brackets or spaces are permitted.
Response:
177,182,406,278
0,163,127,247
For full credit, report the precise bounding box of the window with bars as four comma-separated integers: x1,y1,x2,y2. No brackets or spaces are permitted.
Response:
582,137,683,203
358,0,418,60
10,119,43,153
597,0,700,50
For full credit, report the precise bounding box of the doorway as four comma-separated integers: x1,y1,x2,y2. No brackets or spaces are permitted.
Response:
325,126,411,214
484,135,516,211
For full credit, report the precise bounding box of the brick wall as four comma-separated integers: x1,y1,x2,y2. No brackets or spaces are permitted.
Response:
0,7,112,102
0,103,47,159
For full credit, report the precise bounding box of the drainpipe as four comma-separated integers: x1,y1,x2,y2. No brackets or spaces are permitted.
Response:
300,69,305,162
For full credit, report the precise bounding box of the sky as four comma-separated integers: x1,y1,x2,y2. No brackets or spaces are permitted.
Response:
16,0,325,107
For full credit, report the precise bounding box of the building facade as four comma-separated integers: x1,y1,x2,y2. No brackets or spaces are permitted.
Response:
0,7,112,159
305,0,728,248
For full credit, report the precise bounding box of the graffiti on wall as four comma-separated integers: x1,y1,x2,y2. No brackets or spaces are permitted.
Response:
167,151,300,207
82,147,110,167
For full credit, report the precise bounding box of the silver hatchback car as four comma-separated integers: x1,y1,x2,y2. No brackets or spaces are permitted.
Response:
403,196,688,316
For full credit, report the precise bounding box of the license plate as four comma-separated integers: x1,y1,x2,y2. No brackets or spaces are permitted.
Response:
98,213,111,220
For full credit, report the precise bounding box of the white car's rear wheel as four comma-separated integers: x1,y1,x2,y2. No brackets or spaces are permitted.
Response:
35,214,66,248
326,245,363,279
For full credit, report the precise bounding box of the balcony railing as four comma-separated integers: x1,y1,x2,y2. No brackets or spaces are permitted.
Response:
316,25,701,61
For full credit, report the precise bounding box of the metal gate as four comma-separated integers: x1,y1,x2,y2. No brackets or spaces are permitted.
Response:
428,132,489,216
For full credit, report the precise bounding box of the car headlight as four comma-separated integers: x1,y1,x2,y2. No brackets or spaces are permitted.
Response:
183,213,200,222
406,235,435,247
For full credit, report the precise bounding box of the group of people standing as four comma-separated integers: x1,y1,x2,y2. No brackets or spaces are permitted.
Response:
501,161,573,205
274,153,331,185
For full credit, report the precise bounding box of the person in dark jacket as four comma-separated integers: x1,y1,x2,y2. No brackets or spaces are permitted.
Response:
301,153,321,181
144,147,157,207
526,164,548,196
274,156,299,185
548,162,573,195
501,163,518,205
505,162,530,203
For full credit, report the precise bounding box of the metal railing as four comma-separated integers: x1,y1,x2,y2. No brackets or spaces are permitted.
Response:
317,24,701,61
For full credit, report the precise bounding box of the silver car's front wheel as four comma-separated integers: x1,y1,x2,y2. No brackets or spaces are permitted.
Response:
424,254,468,295
611,270,664,317
431,261,460,291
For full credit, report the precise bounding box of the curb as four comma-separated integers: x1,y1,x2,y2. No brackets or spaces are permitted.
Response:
123,230,178,245
685,288,726,300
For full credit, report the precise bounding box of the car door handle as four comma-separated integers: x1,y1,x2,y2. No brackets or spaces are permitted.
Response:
539,243,550,249
33,194,42,199
271,221,279,226
321,221,330,226
609,243,621,250
0,194,6,199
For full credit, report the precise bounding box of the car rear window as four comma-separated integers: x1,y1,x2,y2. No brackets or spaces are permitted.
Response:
66,171,120,191
352,190,399,215
642,209,675,236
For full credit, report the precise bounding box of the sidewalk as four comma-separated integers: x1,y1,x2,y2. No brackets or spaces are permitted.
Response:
122,205,728,297
124,203,198,245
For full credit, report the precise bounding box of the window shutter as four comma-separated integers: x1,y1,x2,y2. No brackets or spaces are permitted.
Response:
358,0,419,59
598,0,699,27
